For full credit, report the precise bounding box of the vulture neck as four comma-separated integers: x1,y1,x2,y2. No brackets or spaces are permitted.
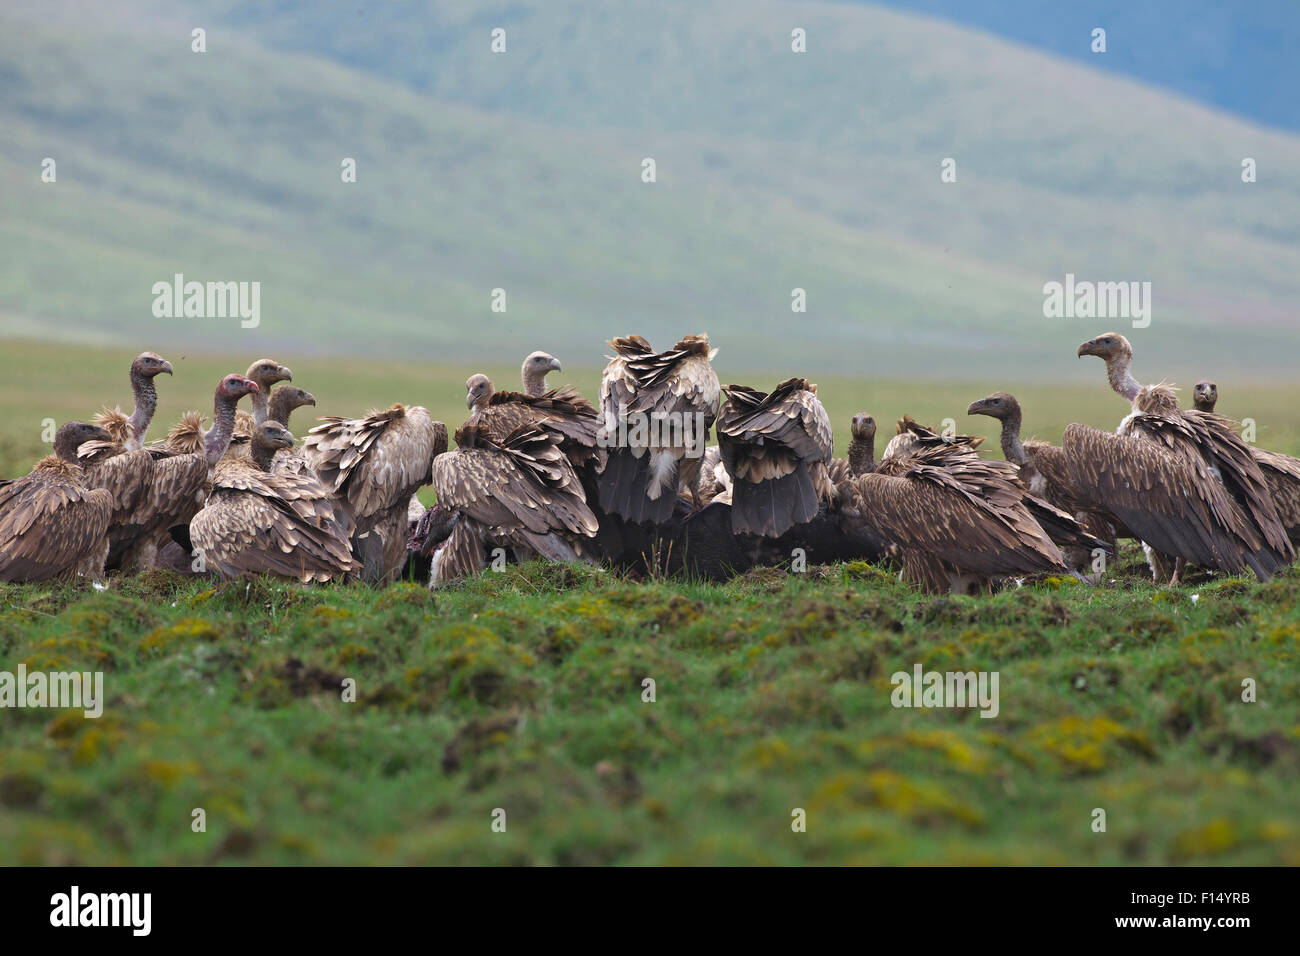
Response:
202,392,241,465
1106,355,1141,402
52,432,87,464
250,441,278,471
127,369,158,449
998,410,1027,466
847,436,875,476
267,390,297,429
250,386,270,425
522,369,548,397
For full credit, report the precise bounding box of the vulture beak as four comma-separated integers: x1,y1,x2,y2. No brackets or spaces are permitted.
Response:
303,392,317,406
549,358,563,373
465,391,476,410
278,365,292,382
160,361,174,376
1077,340,1095,358
965,400,983,416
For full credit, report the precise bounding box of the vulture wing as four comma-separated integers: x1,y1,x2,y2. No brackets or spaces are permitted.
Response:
0,461,113,582
597,335,721,522
433,425,598,546
1253,447,1300,545
190,461,357,582
851,442,1064,585
718,378,834,537
303,405,448,524
1058,424,1286,579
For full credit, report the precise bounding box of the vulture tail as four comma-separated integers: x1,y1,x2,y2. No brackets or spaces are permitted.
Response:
597,448,678,525
730,465,818,538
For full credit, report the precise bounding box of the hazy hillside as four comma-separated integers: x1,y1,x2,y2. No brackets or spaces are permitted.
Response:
865,0,1300,134
2,0,1298,381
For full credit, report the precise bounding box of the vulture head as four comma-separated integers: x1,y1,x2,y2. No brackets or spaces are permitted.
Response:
1193,380,1218,412
966,391,1022,422
131,352,174,379
218,374,260,402
53,422,113,463
850,413,876,443
1076,332,1132,363
269,386,316,427
245,359,292,390
254,421,295,452
522,351,562,396
466,374,494,411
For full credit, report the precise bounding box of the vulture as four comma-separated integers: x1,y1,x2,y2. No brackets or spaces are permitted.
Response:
76,353,175,574
228,359,294,458
844,413,877,478
302,403,448,585
81,351,174,456
1186,382,1300,548
1080,333,1292,582
1192,380,1218,414
966,392,1116,573
189,422,358,583
837,417,1067,594
0,422,114,582
110,374,262,571
466,372,602,472
263,386,317,475
521,351,563,397
429,423,599,584
716,377,834,537
596,334,721,524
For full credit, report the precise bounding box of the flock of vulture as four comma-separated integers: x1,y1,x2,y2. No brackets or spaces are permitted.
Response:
2,332,1298,595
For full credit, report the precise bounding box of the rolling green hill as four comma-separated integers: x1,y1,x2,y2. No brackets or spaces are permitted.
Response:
2,0,1298,380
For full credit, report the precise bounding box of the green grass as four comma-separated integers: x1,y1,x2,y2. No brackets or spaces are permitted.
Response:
1,552,1298,865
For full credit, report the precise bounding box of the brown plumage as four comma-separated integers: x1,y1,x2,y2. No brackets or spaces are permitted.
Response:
967,392,1117,572
108,374,261,571
0,423,114,582
190,422,358,582
596,333,721,524
302,403,448,584
467,373,602,471
1122,384,1291,580
429,423,598,584
839,417,1065,593
1184,381,1300,549
717,377,834,537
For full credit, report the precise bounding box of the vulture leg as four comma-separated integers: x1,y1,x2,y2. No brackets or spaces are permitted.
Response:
355,531,386,586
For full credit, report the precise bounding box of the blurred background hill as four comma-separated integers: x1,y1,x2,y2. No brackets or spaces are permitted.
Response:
2,0,1298,383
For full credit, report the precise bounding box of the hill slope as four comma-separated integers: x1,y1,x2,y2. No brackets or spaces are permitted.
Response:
1,0,1298,380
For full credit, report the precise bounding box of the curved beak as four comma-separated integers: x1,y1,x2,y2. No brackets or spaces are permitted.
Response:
966,400,984,416
278,365,292,382
303,391,317,407
465,391,476,410
160,360,174,376
1076,340,1094,358
549,358,562,373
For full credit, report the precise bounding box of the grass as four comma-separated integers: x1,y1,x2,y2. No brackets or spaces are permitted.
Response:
0,549,1298,865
